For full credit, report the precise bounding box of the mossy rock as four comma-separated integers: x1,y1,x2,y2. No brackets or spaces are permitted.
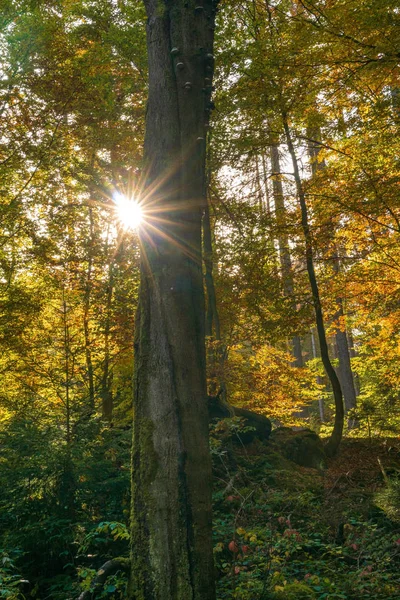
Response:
270,427,327,470
208,396,271,442
235,445,323,494
272,582,316,599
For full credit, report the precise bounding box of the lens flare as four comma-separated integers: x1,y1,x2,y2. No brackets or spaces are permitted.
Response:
113,192,143,230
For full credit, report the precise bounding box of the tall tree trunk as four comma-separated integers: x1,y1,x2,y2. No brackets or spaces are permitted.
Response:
307,123,358,424
203,197,226,398
255,155,264,213
101,257,114,421
282,114,344,457
270,143,303,368
347,328,360,395
261,152,271,214
203,146,225,396
83,206,95,412
203,203,220,341
310,328,325,422
130,2,217,599
60,289,75,517
332,256,358,426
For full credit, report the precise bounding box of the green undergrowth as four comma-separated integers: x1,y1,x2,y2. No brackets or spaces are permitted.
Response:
1,418,400,599
211,421,400,600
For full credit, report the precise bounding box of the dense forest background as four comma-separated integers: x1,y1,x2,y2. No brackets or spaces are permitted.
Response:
1,0,400,598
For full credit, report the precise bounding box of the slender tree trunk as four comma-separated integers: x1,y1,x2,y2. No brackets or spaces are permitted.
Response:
335,323,357,415
101,252,114,421
203,197,226,398
332,257,358,426
282,114,344,457
347,328,360,395
255,155,264,213
62,292,71,448
261,152,271,214
61,290,75,516
270,143,303,368
203,150,226,397
306,126,326,176
130,2,217,599
307,124,358,425
311,328,325,422
203,203,220,341
83,206,95,411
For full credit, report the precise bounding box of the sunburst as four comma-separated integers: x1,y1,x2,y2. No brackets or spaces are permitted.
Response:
113,191,144,230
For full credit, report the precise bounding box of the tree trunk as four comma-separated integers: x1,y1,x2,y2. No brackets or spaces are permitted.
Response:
307,124,358,426
83,206,95,412
282,114,344,457
203,200,226,397
203,180,226,398
332,258,358,426
347,328,361,395
101,256,114,421
310,328,325,422
270,143,303,368
130,2,217,599
261,152,271,214
203,202,220,341
335,323,357,409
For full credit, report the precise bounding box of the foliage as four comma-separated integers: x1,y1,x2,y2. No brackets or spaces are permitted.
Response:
211,428,400,600
0,550,26,600
0,415,130,598
375,479,400,524
225,344,322,423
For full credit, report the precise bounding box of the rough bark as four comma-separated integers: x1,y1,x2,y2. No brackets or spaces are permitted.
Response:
130,2,217,599
282,114,344,457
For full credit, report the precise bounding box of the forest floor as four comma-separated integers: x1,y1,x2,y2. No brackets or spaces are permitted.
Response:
211,427,400,600
2,424,400,600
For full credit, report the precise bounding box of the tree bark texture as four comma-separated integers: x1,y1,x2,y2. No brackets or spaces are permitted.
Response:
130,2,217,599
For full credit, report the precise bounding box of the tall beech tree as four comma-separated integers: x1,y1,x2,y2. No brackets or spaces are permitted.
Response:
130,1,218,599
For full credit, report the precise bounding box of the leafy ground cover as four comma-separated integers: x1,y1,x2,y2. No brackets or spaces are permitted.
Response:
1,422,399,599
211,424,400,600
